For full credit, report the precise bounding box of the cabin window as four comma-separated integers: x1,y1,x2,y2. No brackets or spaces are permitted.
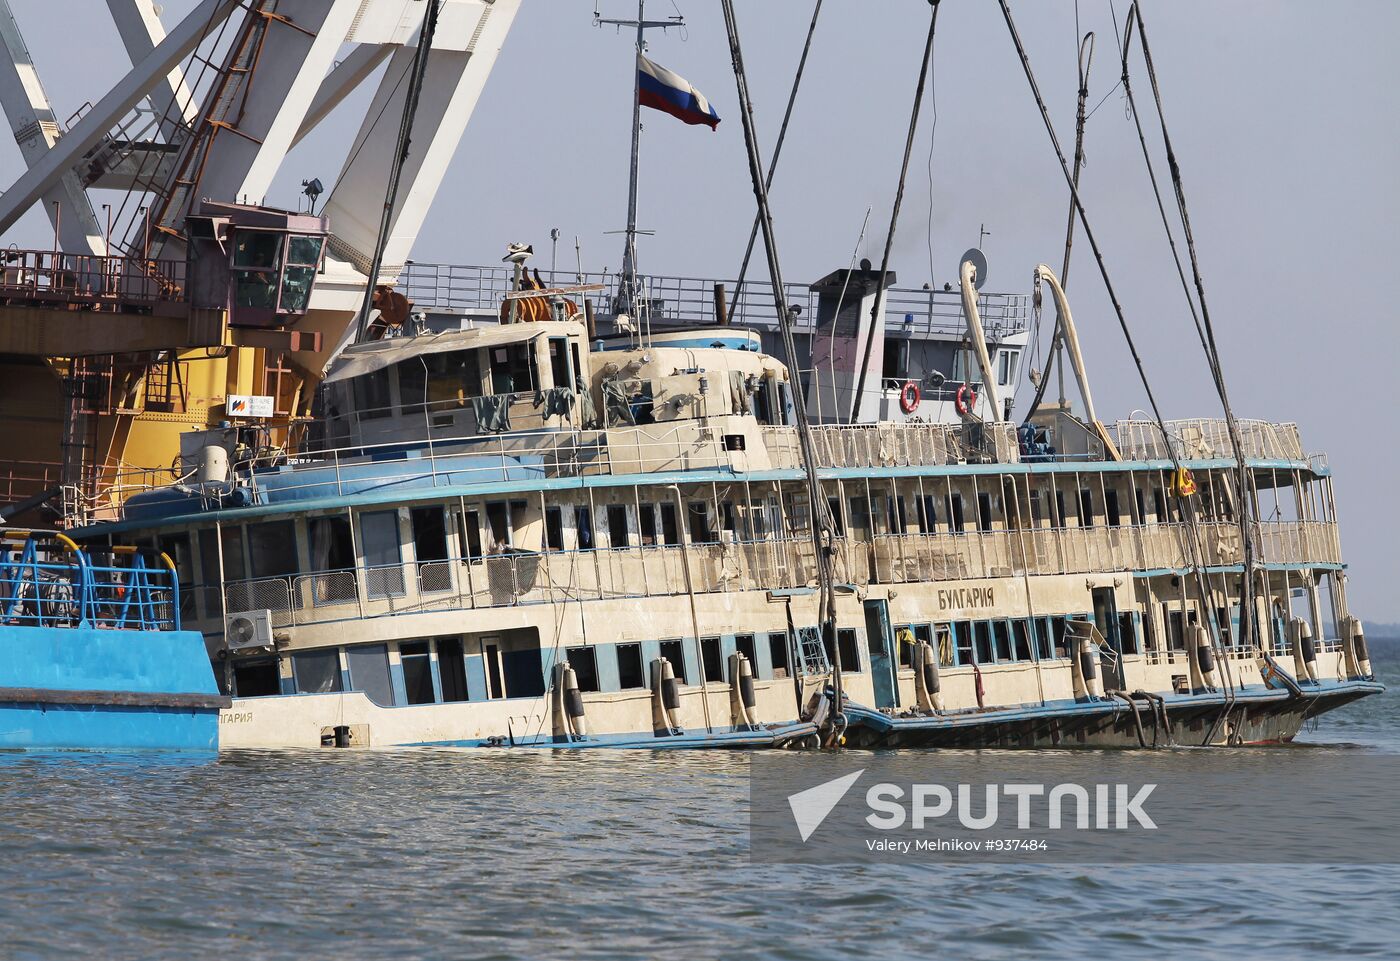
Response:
638,504,658,545
916,494,938,532
1134,487,1148,524
834,628,861,674
567,647,600,693
195,529,224,618
768,632,791,678
616,643,645,689
359,511,404,597
735,633,757,671
248,521,297,579
344,644,394,706
293,649,343,694
607,505,630,547
544,507,565,551
753,376,774,424
973,621,994,663
548,337,571,390
352,368,392,420
1033,618,1054,659
976,493,994,532
1054,490,1068,527
992,620,1012,660
309,515,354,572
232,231,281,309
486,502,511,550
436,350,483,405
785,494,811,533
575,506,595,550
232,658,280,698
489,343,534,395
1029,490,1044,525
659,640,687,683
459,509,484,560
720,502,741,539
688,502,717,544
1153,487,1168,522
1118,613,1140,655
848,497,871,533
659,503,680,545
826,497,845,536
399,641,435,705
887,496,908,534
1105,489,1122,527
279,236,322,313
437,637,469,702
1013,620,1033,660
701,636,725,683
1079,489,1094,527
946,493,966,532
397,359,426,410
952,622,973,666
1052,617,1072,658
1166,607,1186,651
411,507,451,592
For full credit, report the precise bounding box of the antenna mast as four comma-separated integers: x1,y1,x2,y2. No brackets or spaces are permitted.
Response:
595,0,682,316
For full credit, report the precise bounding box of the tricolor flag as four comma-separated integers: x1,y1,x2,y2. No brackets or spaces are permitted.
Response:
637,53,721,129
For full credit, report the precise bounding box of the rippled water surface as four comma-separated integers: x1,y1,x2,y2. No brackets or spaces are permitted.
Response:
2,645,1396,960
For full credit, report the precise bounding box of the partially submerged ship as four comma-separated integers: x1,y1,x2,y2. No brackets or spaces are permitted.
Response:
62,249,1380,749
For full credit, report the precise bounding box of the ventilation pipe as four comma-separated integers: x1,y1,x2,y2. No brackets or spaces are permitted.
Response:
959,258,1003,422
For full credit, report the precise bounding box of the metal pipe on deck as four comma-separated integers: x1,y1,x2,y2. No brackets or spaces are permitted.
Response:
1033,264,1097,425
959,259,1003,422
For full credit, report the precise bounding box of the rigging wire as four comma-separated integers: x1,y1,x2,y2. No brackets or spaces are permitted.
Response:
732,0,824,318
849,0,941,425
924,7,939,288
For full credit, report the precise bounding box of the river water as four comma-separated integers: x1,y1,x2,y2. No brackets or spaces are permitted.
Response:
2,644,1396,961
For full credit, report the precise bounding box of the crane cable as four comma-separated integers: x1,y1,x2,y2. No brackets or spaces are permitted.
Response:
1122,1,1258,664
996,0,1238,702
732,0,824,318
849,0,941,425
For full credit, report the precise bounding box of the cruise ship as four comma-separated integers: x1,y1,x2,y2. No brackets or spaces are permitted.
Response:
61,244,1380,749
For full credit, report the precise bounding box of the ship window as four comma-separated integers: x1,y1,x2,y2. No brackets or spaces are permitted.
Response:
293,649,343,694
688,502,717,544
946,493,966,532
232,658,280,698
485,502,510,550
352,368,392,420
489,343,534,395
607,504,630,547
888,496,908,534
425,349,482,406
575,506,595,550
953,622,973,666
459,509,484,560
768,632,791,678
753,376,774,424
1013,620,1033,660
1079,489,1095,527
916,494,938,532
437,637,468,702
1054,490,1068,527
835,628,861,674
412,507,451,592
359,511,404,597
974,621,994,663
659,503,679,545
1134,487,1148,524
735,633,756,670
1166,607,1186,651
977,493,994,532
992,620,1012,661
400,641,435,705
785,494,811,532
233,231,281,269
309,515,354,572
701,636,725,682
721,502,740,537
1153,487,1168,522
397,360,426,410
1118,613,1139,655
1052,617,1071,658
344,647,394,708
659,640,687,683
638,504,658,545
616,643,645,689
1034,618,1054,660
567,647,599,693
548,337,571,390
248,521,297,579
848,497,871,532
287,235,323,266
544,507,565,551
826,497,845,536
1105,489,1122,527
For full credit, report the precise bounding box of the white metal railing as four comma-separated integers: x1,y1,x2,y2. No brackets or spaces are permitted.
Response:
204,520,1341,631
397,261,1031,340
1112,419,1306,463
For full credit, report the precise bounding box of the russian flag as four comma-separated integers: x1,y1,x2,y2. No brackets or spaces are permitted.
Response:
637,53,721,129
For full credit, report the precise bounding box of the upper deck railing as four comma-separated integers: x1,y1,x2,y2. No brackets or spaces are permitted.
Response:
1,530,179,630
1112,419,1305,463
0,248,186,311
398,262,1030,340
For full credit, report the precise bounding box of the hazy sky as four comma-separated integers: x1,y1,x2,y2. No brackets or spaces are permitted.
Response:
4,0,1398,620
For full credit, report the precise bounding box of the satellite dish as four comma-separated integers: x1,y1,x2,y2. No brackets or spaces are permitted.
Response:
960,247,989,291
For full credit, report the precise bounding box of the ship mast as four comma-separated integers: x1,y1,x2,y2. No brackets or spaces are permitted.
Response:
595,1,682,317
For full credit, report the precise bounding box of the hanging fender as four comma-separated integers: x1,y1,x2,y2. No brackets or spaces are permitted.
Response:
899,380,921,414
955,383,978,416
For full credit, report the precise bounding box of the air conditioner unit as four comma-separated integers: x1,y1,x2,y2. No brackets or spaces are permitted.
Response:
225,610,274,652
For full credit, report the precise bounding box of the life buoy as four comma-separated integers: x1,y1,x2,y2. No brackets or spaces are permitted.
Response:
1172,467,1197,497
899,380,920,414
955,383,978,416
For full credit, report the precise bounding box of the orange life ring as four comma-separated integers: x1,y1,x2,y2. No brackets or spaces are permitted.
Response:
955,383,978,416
1173,467,1197,497
899,380,920,414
